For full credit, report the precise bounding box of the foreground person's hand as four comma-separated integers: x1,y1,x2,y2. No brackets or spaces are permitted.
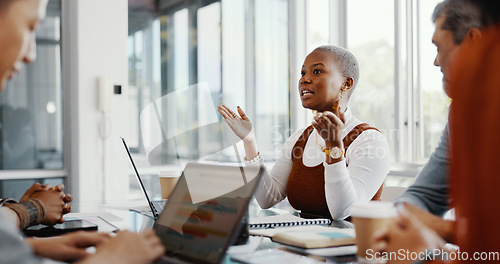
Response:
26,231,110,262
374,209,446,263
49,184,73,215
20,183,73,224
402,202,456,243
82,229,165,264
29,188,67,225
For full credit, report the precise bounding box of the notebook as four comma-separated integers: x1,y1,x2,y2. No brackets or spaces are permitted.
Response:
249,224,355,249
154,162,265,264
249,214,332,229
121,137,166,219
271,226,356,248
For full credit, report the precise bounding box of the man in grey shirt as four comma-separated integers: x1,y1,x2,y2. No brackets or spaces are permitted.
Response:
395,0,498,243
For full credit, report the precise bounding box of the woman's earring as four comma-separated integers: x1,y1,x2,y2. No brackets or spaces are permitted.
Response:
334,91,343,112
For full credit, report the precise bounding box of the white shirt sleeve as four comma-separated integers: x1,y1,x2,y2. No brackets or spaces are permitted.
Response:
253,129,304,209
324,130,391,219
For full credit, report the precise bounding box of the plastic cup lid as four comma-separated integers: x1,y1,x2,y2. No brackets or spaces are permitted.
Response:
350,201,397,218
159,169,182,177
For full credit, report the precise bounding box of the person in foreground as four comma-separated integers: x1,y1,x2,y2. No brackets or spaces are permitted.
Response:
395,0,500,243
375,1,500,263
219,45,391,220
0,0,164,263
1,183,73,229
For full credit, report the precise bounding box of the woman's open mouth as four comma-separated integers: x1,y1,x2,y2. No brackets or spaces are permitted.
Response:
300,90,314,100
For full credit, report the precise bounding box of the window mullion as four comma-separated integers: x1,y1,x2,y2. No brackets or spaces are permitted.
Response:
289,0,307,132
394,0,406,163
405,0,415,163
414,0,425,162
244,0,256,124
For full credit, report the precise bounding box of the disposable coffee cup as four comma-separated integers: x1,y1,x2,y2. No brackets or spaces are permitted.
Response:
158,170,181,199
350,202,397,262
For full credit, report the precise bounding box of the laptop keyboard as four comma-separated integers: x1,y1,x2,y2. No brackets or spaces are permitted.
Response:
153,200,167,211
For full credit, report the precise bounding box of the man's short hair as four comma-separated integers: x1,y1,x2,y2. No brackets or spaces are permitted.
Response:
0,0,15,12
314,45,360,95
432,0,500,45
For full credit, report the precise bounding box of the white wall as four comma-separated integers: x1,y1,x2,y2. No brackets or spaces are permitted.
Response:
63,0,129,202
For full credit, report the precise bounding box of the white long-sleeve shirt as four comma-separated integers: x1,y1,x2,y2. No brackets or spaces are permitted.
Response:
254,108,391,220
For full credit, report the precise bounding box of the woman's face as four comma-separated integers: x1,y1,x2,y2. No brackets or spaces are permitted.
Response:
0,0,47,92
299,49,345,112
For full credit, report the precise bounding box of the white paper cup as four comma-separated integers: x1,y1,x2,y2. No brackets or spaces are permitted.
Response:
158,169,181,199
350,202,397,262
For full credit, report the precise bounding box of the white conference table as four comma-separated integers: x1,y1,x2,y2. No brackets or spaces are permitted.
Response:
66,199,358,263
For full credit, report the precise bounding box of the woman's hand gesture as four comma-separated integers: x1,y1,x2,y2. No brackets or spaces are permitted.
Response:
311,105,345,150
217,105,255,144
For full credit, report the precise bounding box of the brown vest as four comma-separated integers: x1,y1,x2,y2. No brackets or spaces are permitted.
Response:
287,123,384,218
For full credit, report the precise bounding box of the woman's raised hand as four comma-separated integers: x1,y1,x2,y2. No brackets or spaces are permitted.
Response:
217,105,255,144
312,107,345,150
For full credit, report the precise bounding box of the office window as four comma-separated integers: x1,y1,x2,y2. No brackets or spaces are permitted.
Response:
128,0,289,198
346,0,449,164
128,20,162,150
128,0,289,162
127,0,448,197
306,0,330,50
254,0,289,159
0,3,63,170
346,0,396,160
0,0,65,197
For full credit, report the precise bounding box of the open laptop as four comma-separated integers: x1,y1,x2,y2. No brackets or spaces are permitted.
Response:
154,162,265,264
121,137,166,219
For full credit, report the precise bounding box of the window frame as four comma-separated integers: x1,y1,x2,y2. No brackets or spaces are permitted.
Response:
291,0,446,176
128,0,447,178
0,0,67,181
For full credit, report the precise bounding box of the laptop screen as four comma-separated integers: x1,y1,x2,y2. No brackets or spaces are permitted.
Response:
153,163,264,264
